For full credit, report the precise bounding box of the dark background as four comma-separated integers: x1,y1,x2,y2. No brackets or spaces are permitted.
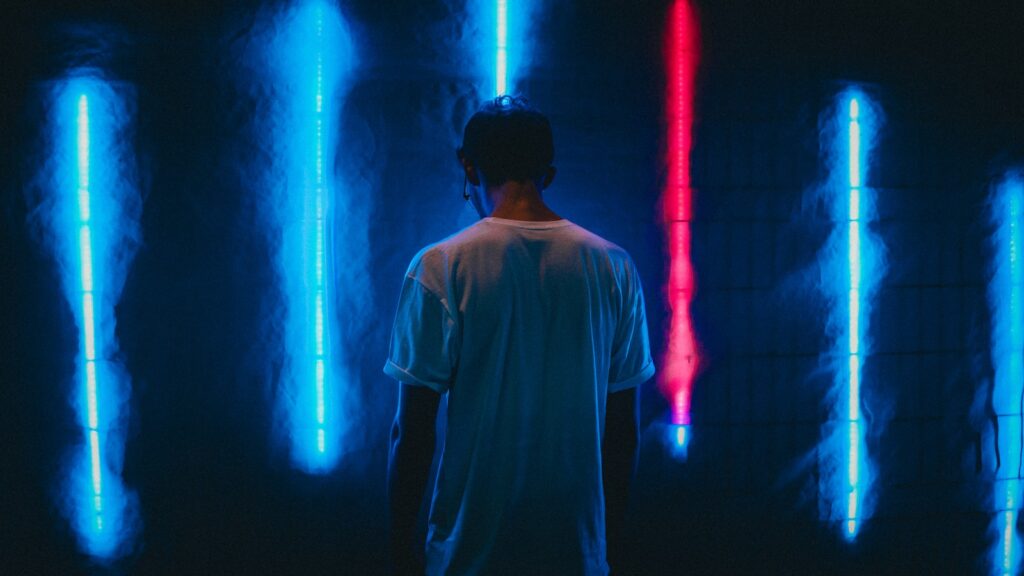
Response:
2,0,1024,574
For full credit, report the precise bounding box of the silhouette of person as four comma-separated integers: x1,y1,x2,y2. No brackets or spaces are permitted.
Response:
386,96,654,575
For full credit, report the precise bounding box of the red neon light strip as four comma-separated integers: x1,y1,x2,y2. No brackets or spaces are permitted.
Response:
662,0,700,427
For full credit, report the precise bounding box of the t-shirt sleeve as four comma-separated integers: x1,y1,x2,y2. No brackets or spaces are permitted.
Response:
608,262,656,393
384,274,458,393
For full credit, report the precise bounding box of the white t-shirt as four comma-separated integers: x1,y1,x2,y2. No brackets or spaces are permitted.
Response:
385,217,655,576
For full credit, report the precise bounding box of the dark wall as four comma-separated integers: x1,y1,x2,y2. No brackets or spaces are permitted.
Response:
2,1,1023,574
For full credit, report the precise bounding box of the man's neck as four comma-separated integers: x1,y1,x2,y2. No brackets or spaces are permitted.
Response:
487,181,562,222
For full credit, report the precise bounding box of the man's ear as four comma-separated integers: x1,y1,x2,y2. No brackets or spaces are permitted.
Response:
463,160,481,186
457,148,481,186
541,166,557,190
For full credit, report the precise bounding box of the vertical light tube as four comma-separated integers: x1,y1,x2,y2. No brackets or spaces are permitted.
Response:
846,97,864,539
76,94,106,533
495,0,508,96
662,0,700,456
269,0,352,472
818,89,881,540
313,8,329,457
988,175,1024,575
46,74,140,560
476,0,531,99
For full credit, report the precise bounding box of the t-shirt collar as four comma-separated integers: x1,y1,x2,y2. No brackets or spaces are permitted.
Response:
482,216,573,229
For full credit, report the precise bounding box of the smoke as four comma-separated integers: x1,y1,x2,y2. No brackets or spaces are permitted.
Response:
982,170,1024,576
807,87,888,539
26,71,142,560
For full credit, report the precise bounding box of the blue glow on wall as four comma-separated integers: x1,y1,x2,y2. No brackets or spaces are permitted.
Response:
988,173,1024,576
43,73,141,560
263,0,354,473
817,88,884,541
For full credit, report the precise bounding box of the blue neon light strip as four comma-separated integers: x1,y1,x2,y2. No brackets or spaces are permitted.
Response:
77,94,107,533
270,0,352,472
990,176,1024,575
478,0,533,99
53,75,139,559
819,89,880,540
313,8,328,455
495,0,507,96
846,97,864,539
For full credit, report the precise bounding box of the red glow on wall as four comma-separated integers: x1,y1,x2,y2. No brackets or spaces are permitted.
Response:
662,0,700,427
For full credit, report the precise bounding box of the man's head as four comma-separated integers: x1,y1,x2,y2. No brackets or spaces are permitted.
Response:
457,96,555,189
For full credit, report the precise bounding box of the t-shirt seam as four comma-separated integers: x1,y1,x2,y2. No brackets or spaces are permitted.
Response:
406,272,456,319
609,359,655,391
384,359,449,393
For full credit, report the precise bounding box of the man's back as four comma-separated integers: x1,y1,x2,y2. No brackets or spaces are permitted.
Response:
386,217,654,575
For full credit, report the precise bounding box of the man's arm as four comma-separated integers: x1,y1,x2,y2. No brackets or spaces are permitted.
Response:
388,383,441,576
603,387,638,575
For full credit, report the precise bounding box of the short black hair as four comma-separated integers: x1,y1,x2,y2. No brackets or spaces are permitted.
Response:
459,96,554,186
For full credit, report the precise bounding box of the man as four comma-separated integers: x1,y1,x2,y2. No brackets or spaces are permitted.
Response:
385,97,654,575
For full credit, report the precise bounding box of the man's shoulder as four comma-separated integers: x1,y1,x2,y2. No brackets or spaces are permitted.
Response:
408,219,636,274
567,223,625,253
564,223,637,272
408,222,484,267
404,221,490,284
